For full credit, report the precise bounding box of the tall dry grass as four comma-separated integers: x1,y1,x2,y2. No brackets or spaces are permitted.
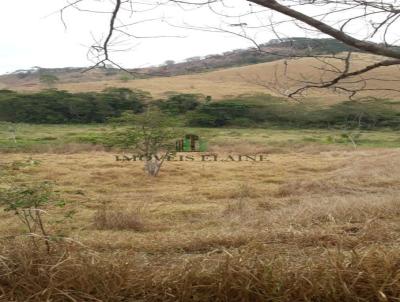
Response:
2,147,400,301
1,239,400,302
93,203,146,231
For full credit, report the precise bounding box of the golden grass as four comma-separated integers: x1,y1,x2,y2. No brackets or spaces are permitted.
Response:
93,202,146,231
1,239,400,301
1,143,400,300
5,53,400,103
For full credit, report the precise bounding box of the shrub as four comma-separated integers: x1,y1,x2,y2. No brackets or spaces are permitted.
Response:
0,182,64,253
158,93,201,114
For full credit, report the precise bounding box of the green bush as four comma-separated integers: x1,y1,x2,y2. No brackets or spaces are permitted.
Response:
157,93,201,114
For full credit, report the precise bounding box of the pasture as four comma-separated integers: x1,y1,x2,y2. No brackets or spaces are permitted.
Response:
1,125,400,301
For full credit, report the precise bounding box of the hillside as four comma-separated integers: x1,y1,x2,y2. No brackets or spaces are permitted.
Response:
2,52,400,103
0,38,356,93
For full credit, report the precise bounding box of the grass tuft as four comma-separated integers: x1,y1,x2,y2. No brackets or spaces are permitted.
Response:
94,203,146,231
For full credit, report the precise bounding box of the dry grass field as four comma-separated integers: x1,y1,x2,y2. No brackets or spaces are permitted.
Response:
2,53,400,103
1,132,400,301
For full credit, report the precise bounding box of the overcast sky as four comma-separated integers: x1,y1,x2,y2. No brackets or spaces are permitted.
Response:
0,0,315,75
3,0,384,76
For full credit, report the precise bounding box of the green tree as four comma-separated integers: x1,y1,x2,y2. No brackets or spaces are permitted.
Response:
159,93,201,114
109,108,179,176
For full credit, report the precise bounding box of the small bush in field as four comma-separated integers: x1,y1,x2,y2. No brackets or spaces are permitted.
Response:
108,108,179,176
0,182,64,253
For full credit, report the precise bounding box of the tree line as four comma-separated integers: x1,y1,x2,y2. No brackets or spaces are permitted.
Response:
1,89,400,129
0,88,148,123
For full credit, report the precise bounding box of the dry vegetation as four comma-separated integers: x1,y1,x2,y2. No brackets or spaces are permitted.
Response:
1,140,400,301
2,53,400,103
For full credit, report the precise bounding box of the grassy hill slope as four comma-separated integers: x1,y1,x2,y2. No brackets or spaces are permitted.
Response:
1,53,400,103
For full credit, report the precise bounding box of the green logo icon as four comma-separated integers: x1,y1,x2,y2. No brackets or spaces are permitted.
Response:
176,134,207,152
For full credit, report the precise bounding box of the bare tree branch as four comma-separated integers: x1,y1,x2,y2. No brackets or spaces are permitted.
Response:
59,0,400,98
248,0,400,60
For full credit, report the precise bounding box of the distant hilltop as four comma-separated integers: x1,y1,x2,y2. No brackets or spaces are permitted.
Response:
2,38,354,81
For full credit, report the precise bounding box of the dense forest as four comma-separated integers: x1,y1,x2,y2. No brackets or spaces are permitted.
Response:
1,88,400,129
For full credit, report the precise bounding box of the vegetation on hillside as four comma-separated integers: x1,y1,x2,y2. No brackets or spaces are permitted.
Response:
0,88,148,123
1,89,400,129
187,96,400,129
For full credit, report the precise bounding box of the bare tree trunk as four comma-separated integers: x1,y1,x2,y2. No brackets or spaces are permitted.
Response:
144,159,160,177
144,150,170,177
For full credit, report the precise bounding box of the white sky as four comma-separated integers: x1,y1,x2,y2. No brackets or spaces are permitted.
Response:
0,0,306,75
1,0,392,75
